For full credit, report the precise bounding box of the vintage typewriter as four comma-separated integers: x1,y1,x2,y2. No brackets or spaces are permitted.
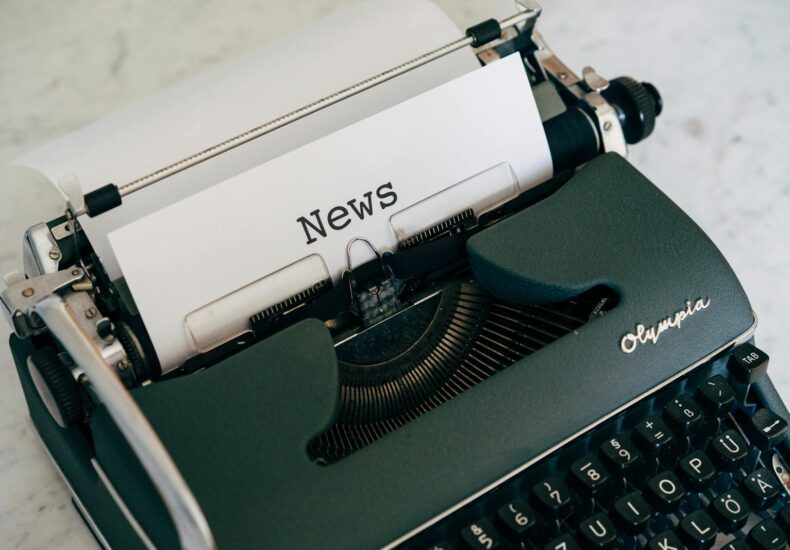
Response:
3,1,788,549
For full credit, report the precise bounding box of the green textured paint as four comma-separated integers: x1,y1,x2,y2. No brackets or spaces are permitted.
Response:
10,336,148,550
76,154,753,548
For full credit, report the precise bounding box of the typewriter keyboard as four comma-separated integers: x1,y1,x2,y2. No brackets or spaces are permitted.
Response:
407,343,790,549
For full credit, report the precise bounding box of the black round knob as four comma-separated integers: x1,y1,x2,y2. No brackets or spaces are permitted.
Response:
27,347,83,427
642,82,663,116
601,77,662,144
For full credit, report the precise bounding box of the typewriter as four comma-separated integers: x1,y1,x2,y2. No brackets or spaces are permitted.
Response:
3,1,788,549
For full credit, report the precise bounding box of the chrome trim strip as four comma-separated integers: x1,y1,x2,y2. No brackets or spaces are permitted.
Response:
27,417,111,550
33,295,216,550
92,458,156,550
383,313,758,548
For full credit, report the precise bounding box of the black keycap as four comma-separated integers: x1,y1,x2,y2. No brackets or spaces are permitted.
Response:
570,455,609,495
710,489,750,533
532,477,573,518
600,436,641,474
460,519,501,550
612,491,652,534
778,503,790,531
496,498,535,540
647,531,685,550
710,430,748,471
544,533,580,550
728,342,769,384
696,375,735,417
645,471,685,512
748,408,788,450
427,542,455,550
678,450,716,491
748,518,787,550
578,512,616,548
664,395,704,435
742,468,781,510
679,509,718,549
634,416,674,455
721,539,749,550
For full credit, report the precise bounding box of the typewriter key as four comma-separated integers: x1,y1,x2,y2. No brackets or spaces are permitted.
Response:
544,533,580,550
696,376,736,418
612,492,652,535
600,436,641,475
677,450,717,492
645,471,685,512
577,513,617,547
710,430,748,471
742,468,780,510
496,498,535,540
710,489,750,533
647,531,685,550
460,519,501,550
664,395,704,435
633,416,674,456
678,509,718,549
747,518,787,550
728,343,769,385
569,455,609,495
748,409,788,450
532,477,574,518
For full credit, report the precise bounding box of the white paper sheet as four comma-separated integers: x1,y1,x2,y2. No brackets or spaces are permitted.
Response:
13,0,479,279
109,54,553,371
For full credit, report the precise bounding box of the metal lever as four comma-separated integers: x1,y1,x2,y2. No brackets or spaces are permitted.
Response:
33,295,216,550
532,32,627,157
1,267,85,338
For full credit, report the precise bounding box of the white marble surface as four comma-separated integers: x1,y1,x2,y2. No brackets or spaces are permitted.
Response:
1,1,789,547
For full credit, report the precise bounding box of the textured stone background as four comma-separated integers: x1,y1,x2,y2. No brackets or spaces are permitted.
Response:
1,1,788,547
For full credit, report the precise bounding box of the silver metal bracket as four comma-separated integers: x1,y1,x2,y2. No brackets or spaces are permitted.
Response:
585,90,627,157
23,223,63,277
772,452,790,497
582,66,609,93
1,267,86,338
51,219,77,241
532,32,627,157
62,291,130,381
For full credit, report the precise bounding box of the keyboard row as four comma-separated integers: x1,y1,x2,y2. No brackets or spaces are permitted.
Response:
423,344,790,549
458,467,789,549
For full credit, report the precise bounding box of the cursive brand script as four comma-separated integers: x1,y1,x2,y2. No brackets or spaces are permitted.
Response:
620,298,711,354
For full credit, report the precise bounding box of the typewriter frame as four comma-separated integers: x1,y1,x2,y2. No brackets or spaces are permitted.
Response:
2,2,698,549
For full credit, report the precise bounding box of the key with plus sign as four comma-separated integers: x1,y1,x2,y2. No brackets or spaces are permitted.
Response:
634,416,674,456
